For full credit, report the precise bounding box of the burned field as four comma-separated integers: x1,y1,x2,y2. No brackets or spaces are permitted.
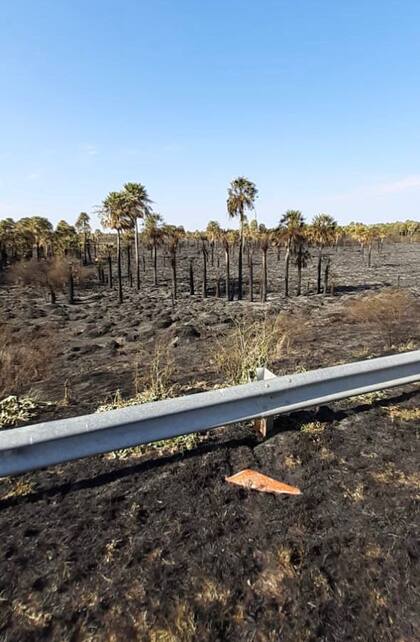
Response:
0,242,419,642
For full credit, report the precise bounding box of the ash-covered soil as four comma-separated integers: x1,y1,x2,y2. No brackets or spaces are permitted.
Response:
0,241,419,641
0,391,419,641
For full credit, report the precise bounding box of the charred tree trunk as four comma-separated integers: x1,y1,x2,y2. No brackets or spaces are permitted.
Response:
225,248,231,301
117,230,123,304
238,228,243,300
108,255,113,288
134,219,140,290
189,259,195,295
202,245,207,298
316,249,322,294
284,247,290,297
261,249,268,302
171,252,177,301
153,244,158,285
126,244,132,284
68,267,75,304
323,258,330,295
249,256,254,302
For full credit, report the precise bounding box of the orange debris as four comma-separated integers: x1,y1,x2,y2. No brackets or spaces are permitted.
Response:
225,469,301,496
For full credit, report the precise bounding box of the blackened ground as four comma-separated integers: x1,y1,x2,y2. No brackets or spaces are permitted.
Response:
0,387,419,642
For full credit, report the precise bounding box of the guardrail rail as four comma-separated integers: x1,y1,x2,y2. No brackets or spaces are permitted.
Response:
0,350,419,477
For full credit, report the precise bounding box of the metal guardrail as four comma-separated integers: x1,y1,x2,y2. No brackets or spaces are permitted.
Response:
0,350,419,477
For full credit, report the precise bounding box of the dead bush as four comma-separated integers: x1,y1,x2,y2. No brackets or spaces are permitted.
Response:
346,289,419,349
215,313,310,385
0,323,56,397
8,258,92,303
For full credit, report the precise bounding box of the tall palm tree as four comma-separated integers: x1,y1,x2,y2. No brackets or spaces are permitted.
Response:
227,177,258,300
54,220,79,256
122,182,152,290
21,216,53,260
100,191,131,304
309,214,337,293
279,210,305,297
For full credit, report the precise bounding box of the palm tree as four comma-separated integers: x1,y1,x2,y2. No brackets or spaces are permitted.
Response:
122,182,152,290
100,191,131,304
143,213,164,286
227,177,258,300
75,212,91,264
20,216,53,260
54,220,79,257
279,210,305,297
309,214,337,293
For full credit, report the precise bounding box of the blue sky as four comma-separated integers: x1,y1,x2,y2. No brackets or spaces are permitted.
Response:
1,0,420,230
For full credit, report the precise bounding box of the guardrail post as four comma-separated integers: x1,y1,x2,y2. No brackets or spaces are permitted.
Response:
253,367,276,437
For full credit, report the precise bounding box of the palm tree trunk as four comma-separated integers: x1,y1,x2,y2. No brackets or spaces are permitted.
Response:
153,244,158,285
238,217,244,300
317,249,322,294
108,255,113,288
202,246,207,298
134,219,140,289
284,248,290,297
249,256,254,302
189,259,195,295
323,258,330,295
68,267,74,304
117,230,123,304
261,248,267,302
126,244,131,283
368,243,372,268
225,248,231,301
297,262,302,296
171,251,177,300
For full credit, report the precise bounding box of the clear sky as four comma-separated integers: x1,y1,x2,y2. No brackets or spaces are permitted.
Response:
1,0,420,230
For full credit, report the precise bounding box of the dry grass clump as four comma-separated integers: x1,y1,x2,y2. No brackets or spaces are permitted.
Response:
0,323,55,397
387,405,420,422
215,312,310,385
346,289,419,349
150,602,197,642
133,342,176,401
0,395,47,428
